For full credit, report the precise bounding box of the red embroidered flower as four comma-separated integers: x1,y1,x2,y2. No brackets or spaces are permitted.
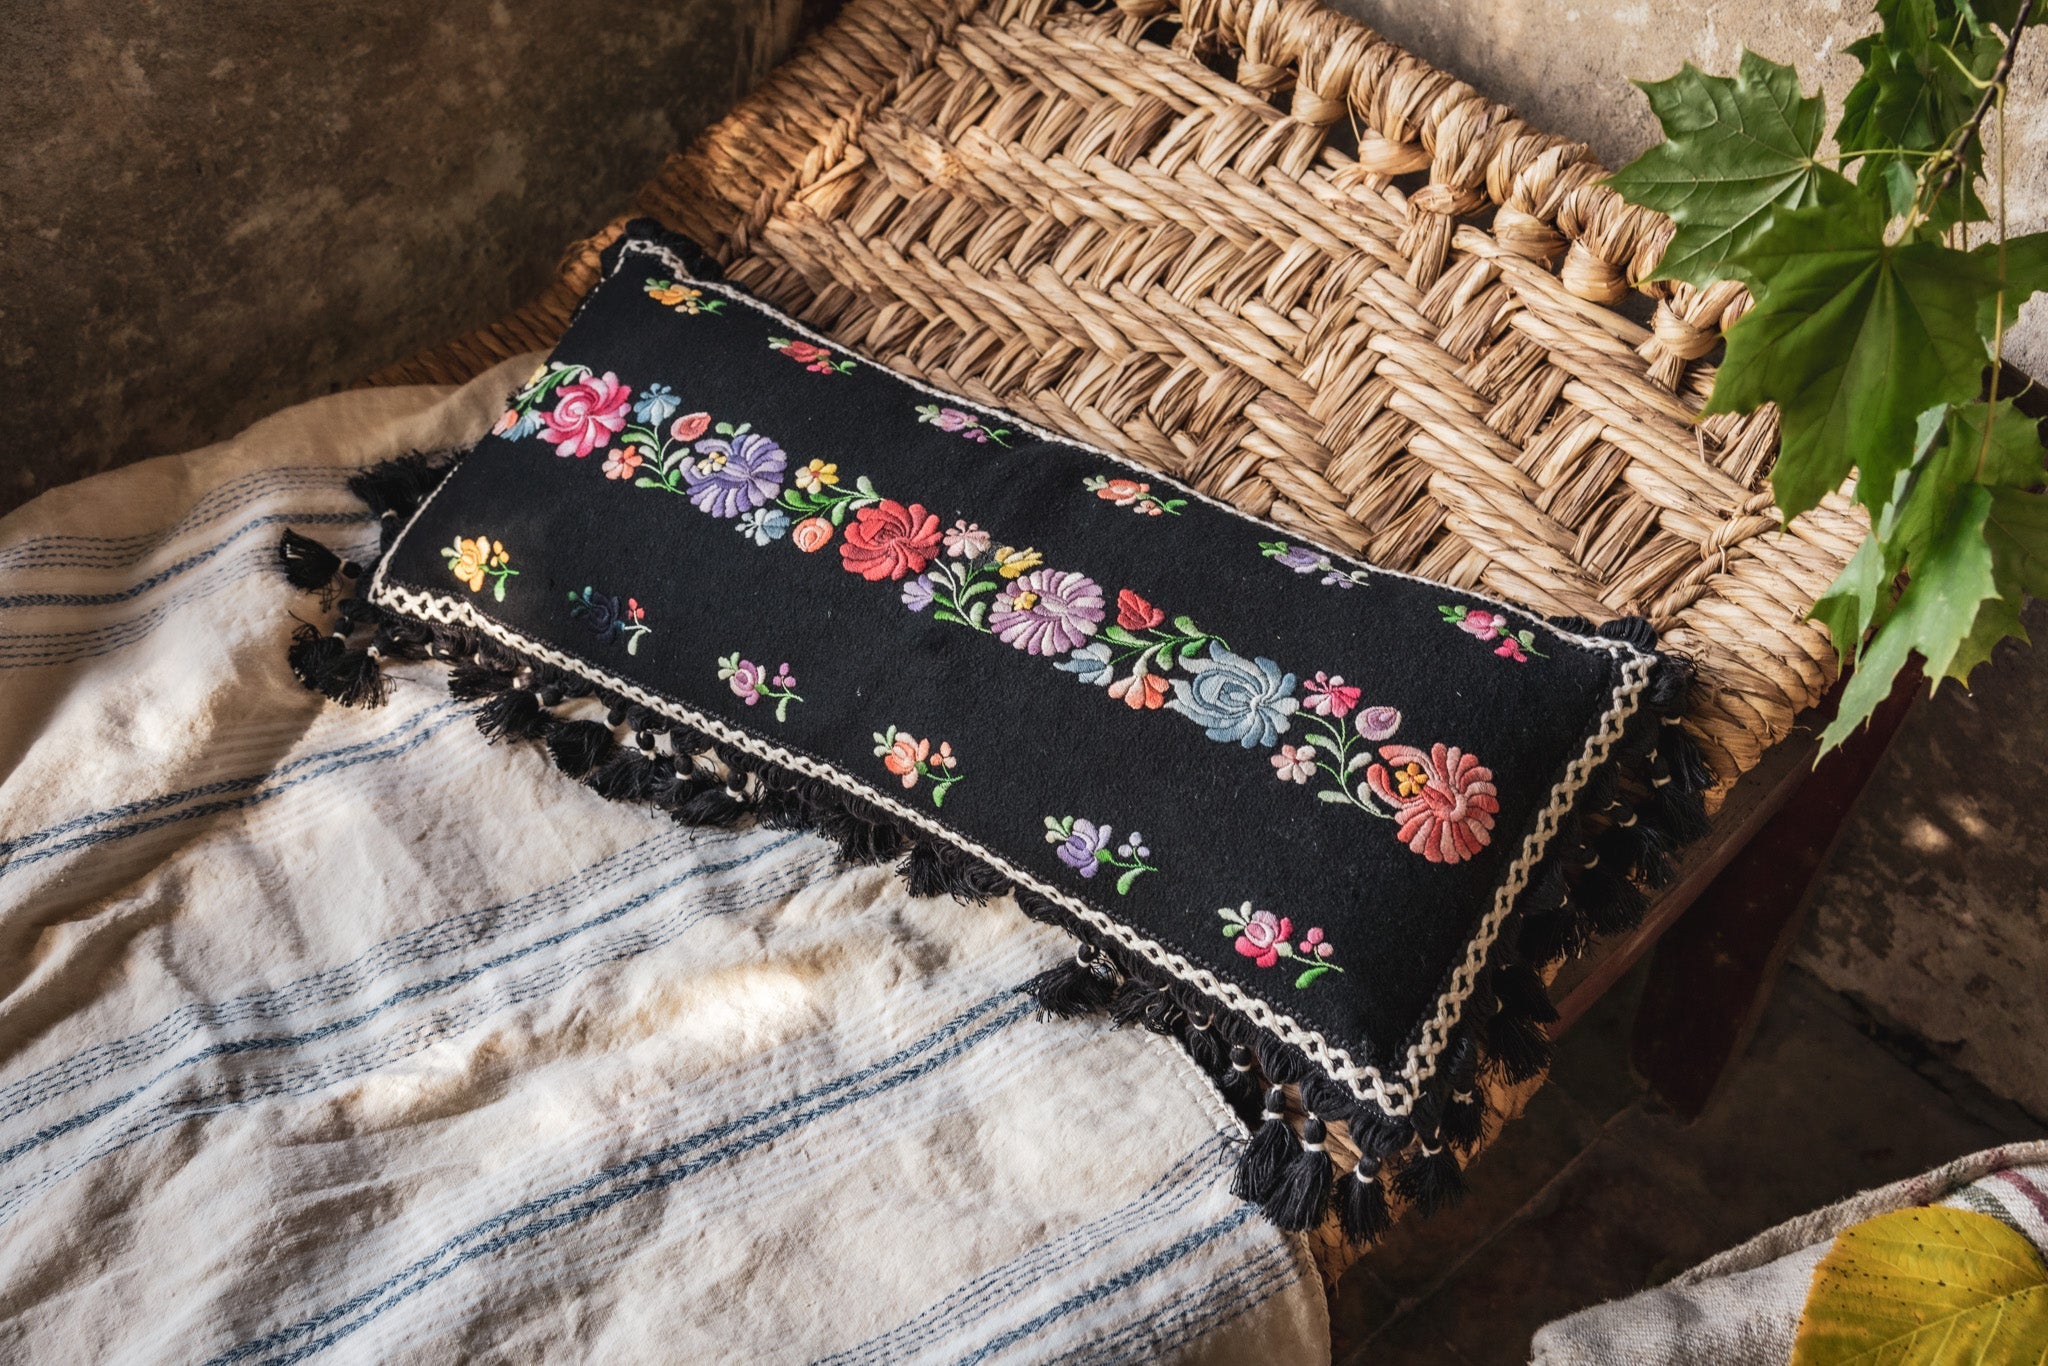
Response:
791,517,834,553
541,372,632,459
1096,477,1148,506
1457,609,1505,642
1365,742,1499,864
1116,589,1165,631
670,411,711,442
779,340,830,364
1301,671,1361,718
840,500,942,581
1234,910,1292,968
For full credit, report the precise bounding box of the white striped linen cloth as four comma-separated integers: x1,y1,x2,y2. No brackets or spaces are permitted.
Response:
0,361,1329,1365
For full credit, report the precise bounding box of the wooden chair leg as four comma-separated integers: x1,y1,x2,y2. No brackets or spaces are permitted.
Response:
1630,665,1924,1119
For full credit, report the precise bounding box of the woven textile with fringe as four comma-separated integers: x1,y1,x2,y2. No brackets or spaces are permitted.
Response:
361,0,1862,1283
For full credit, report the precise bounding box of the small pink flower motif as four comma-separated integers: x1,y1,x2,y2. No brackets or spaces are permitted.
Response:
944,520,991,559
931,408,975,432
492,407,520,435
1302,927,1334,960
772,662,796,689
1234,910,1293,969
807,360,836,374
626,598,645,625
671,411,712,443
1302,671,1361,719
929,740,957,771
1271,744,1318,783
1458,609,1505,642
727,659,766,703
1356,706,1402,742
542,372,632,459
1495,637,1529,662
602,446,644,480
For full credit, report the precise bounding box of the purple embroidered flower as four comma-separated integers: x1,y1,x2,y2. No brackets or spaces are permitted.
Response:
1052,818,1111,876
1356,706,1402,742
929,407,975,431
990,569,1105,657
683,432,787,518
725,658,767,702
902,574,935,612
1274,545,1322,573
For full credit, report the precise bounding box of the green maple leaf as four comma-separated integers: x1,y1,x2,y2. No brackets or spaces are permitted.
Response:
1709,191,1997,520
1837,0,2005,221
1820,482,1999,747
1987,486,2048,599
1608,50,1835,288
1977,231,2048,337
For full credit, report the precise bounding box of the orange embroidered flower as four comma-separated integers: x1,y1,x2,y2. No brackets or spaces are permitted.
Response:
1108,672,1169,710
883,733,930,787
1096,478,1149,506
791,517,834,553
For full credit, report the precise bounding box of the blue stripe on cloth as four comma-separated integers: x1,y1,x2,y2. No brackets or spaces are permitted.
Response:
0,836,825,1222
0,533,379,670
809,1135,1236,1366
204,992,1035,1366
0,510,365,609
0,825,718,1120
1078,1237,1299,1366
0,702,463,880
0,467,353,573
0,700,457,863
944,1207,1258,1366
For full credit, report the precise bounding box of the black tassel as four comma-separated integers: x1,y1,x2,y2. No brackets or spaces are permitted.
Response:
1604,812,1675,888
545,719,617,778
1484,1008,1553,1083
1109,978,1181,1033
1648,655,1696,715
1515,905,1585,966
899,841,1012,903
287,625,386,707
277,531,354,591
590,750,661,802
1335,1158,1391,1246
1442,1087,1487,1148
1596,616,1659,651
346,451,451,522
474,689,548,742
1393,1137,1467,1216
1263,1114,1335,1231
1575,858,1647,936
816,804,904,865
1181,1010,1227,1075
675,781,752,827
1660,723,1713,796
1651,780,1712,846
1022,945,1120,1018
1491,961,1559,1027
1255,1040,1312,1087
1221,1044,1260,1105
1232,1087,1297,1203
448,659,516,701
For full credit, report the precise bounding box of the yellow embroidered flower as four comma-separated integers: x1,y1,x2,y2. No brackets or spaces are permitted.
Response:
646,282,702,309
445,535,489,592
993,546,1043,579
485,540,510,571
795,459,840,493
1393,760,1428,799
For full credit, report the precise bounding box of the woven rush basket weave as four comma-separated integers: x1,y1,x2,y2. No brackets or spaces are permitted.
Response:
366,0,1865,1282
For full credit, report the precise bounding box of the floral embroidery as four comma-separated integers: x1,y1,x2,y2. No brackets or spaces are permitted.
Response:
738,508,791,546
1218,903,1346,988
1085,474,1186,517
634,383,682,426
1167,643,1299,748
899,528,1063,638
1439,604,1548,662
841,500,943,582
1057,591,1228,710
645,278,726,315
768,337,856,375
1043,816,1158,895
874,727,963,807
1363,743,1499,864
718,653,802,721
914,403,1011,447
1288,674,1407,813
568,587,651,655
442,535,518,601
990,570,1105,656
491,364,633,458
1260,539,1371,590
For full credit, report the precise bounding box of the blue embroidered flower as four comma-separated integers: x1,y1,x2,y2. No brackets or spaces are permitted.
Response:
1274,545,1321,572
737,507,790,545
1168,642,1298,748
1056,641,1114,686
902,573,935,612
633,382,681,426
506,409,545,440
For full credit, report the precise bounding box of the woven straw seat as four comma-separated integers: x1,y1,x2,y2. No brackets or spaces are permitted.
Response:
366,0,1864,1283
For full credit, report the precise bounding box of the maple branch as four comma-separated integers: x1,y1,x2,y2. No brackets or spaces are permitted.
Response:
1922,0,2038,212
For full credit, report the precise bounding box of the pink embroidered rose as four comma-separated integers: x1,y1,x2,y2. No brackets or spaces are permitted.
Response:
671,411,712,443
1457,609,1505,642
779,340,830,364
542,372,632,458
726,658,767,703
1365,742,1500,864
1302,671,1361,718
1234,910,1293,969
791,517,834,553
1495,637,1529,662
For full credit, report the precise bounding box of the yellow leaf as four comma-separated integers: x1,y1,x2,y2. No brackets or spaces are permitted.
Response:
1793,1206,2048,1365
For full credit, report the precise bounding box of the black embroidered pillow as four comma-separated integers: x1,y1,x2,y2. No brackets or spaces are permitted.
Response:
280,220,1705,1243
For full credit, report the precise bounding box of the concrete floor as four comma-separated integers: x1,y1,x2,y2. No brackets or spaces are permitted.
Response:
1330,964,2048,1364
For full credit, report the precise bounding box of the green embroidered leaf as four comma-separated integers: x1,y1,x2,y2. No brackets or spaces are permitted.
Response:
1294,966,1331,990
633,477,663,490
1821,482,1999,747
1172,615,1202,637
1101,625,1148,648
1710,192,1997,520
1791,1205,2048,1365
1114,866,1147,896
1608,50,1835,287
1222,924,1244,938
1316,790,1352,804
